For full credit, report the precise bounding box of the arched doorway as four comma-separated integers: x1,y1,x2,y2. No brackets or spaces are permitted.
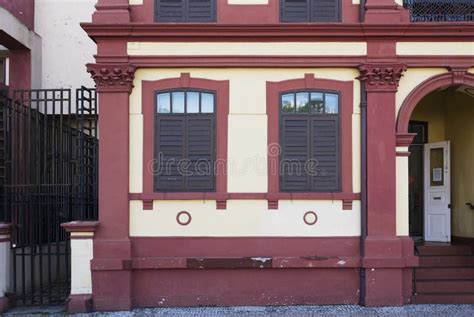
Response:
398,70,474,243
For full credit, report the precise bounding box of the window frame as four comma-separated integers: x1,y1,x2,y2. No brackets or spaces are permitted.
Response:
153,88,217,192
155,0,217,23
279,0,342,23
142,73,229,199
278,89,342,192
266,74,354,205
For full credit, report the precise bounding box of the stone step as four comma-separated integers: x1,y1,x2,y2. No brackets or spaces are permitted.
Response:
413,293,474,304
415,267,474,280
419,256,474,268
416,280,474,293
416,244,472,256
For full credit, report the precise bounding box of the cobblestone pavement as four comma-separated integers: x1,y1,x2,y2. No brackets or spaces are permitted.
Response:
4,305,474,317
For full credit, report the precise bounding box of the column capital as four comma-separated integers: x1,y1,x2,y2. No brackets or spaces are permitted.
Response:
87,64,136,94
358,63,407,92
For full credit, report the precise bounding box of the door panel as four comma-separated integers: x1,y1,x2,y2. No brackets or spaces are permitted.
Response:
424,141,451,242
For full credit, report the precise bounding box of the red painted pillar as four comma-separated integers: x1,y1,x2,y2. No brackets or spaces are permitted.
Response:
364,0,409,23
92,0,131,23
358,64,412,306
86,64,136,311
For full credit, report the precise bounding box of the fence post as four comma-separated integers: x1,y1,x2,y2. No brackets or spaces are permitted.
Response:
0,223,11,313
62,221,99,313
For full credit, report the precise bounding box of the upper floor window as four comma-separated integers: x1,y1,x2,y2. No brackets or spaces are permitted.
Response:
155,0,216,22
279,91,341,192
280,0,341,22
155,90,216,192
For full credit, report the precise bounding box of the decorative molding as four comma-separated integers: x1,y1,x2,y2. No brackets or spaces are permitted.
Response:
397,71,474,133
396,133,417,147
216,200,227,210
82,23,474,42
61,221,99,233
449,66,469,85
143,199,153,210
342,199,353,210
396,151,411,157
176,211,192,226
86,64,136,93
358,64,407,92
303,211,318,226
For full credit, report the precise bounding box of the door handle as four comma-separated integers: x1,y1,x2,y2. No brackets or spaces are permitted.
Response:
466,202,474,210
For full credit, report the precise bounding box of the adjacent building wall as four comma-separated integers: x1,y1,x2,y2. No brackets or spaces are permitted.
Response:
34,0,96,90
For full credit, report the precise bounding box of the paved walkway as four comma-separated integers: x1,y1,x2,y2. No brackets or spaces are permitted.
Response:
4,305,474,317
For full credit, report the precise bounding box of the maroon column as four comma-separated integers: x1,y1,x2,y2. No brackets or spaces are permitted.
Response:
86,64,136,311
93,0,131,23
364,0,409,23
358,64,417,306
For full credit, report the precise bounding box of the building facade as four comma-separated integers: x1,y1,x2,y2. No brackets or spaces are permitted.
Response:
2,0,474,313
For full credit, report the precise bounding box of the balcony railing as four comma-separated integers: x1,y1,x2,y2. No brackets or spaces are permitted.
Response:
403,0,474,22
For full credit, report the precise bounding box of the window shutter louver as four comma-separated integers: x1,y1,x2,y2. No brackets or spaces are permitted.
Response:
185,116,215,191
311,116,340,191
156,0,186,22
280,0,310,22
311,0,340,22
155,116,186,190
156,0,215,22
187,0,216,22
280,117,311,191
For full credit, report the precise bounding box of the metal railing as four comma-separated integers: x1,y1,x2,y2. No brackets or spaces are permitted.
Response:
403,0,474,22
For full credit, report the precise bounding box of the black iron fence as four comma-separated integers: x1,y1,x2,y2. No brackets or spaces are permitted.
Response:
0,87,98,306
403,0,474,22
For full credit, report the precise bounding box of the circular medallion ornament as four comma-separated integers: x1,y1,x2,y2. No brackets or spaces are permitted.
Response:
176,211,192,226
303,211,318,226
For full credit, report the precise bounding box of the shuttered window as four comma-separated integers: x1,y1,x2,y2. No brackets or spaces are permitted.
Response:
280,91,340,192
155,90,215,192
155,0,216,22
280,0,341,22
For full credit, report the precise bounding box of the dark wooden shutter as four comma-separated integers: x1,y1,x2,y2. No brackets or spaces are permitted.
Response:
156,0,186,22
156,0,215,22
311,0,340,22
280,117,311,191
280,0,310,22
311,116,340,191
187,0,216,22
186,116,215,191
155,116,186,190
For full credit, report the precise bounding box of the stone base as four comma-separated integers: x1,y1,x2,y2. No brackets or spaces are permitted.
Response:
66,294,93,313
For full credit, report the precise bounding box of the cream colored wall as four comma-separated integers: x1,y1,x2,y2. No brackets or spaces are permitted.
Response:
70,237,93,295
396,68,449,115
129,68,361,237
411,92,447,143
397,42,474,56
130,200,361,237
396,148,409,236
446,93,474,238
127,42,367,56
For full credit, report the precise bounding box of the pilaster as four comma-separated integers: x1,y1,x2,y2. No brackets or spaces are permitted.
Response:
86,63,136,311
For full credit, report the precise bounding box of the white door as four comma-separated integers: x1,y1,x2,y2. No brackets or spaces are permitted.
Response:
424,141,451,242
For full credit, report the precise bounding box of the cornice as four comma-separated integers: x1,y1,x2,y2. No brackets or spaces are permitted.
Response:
81,23,474,42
